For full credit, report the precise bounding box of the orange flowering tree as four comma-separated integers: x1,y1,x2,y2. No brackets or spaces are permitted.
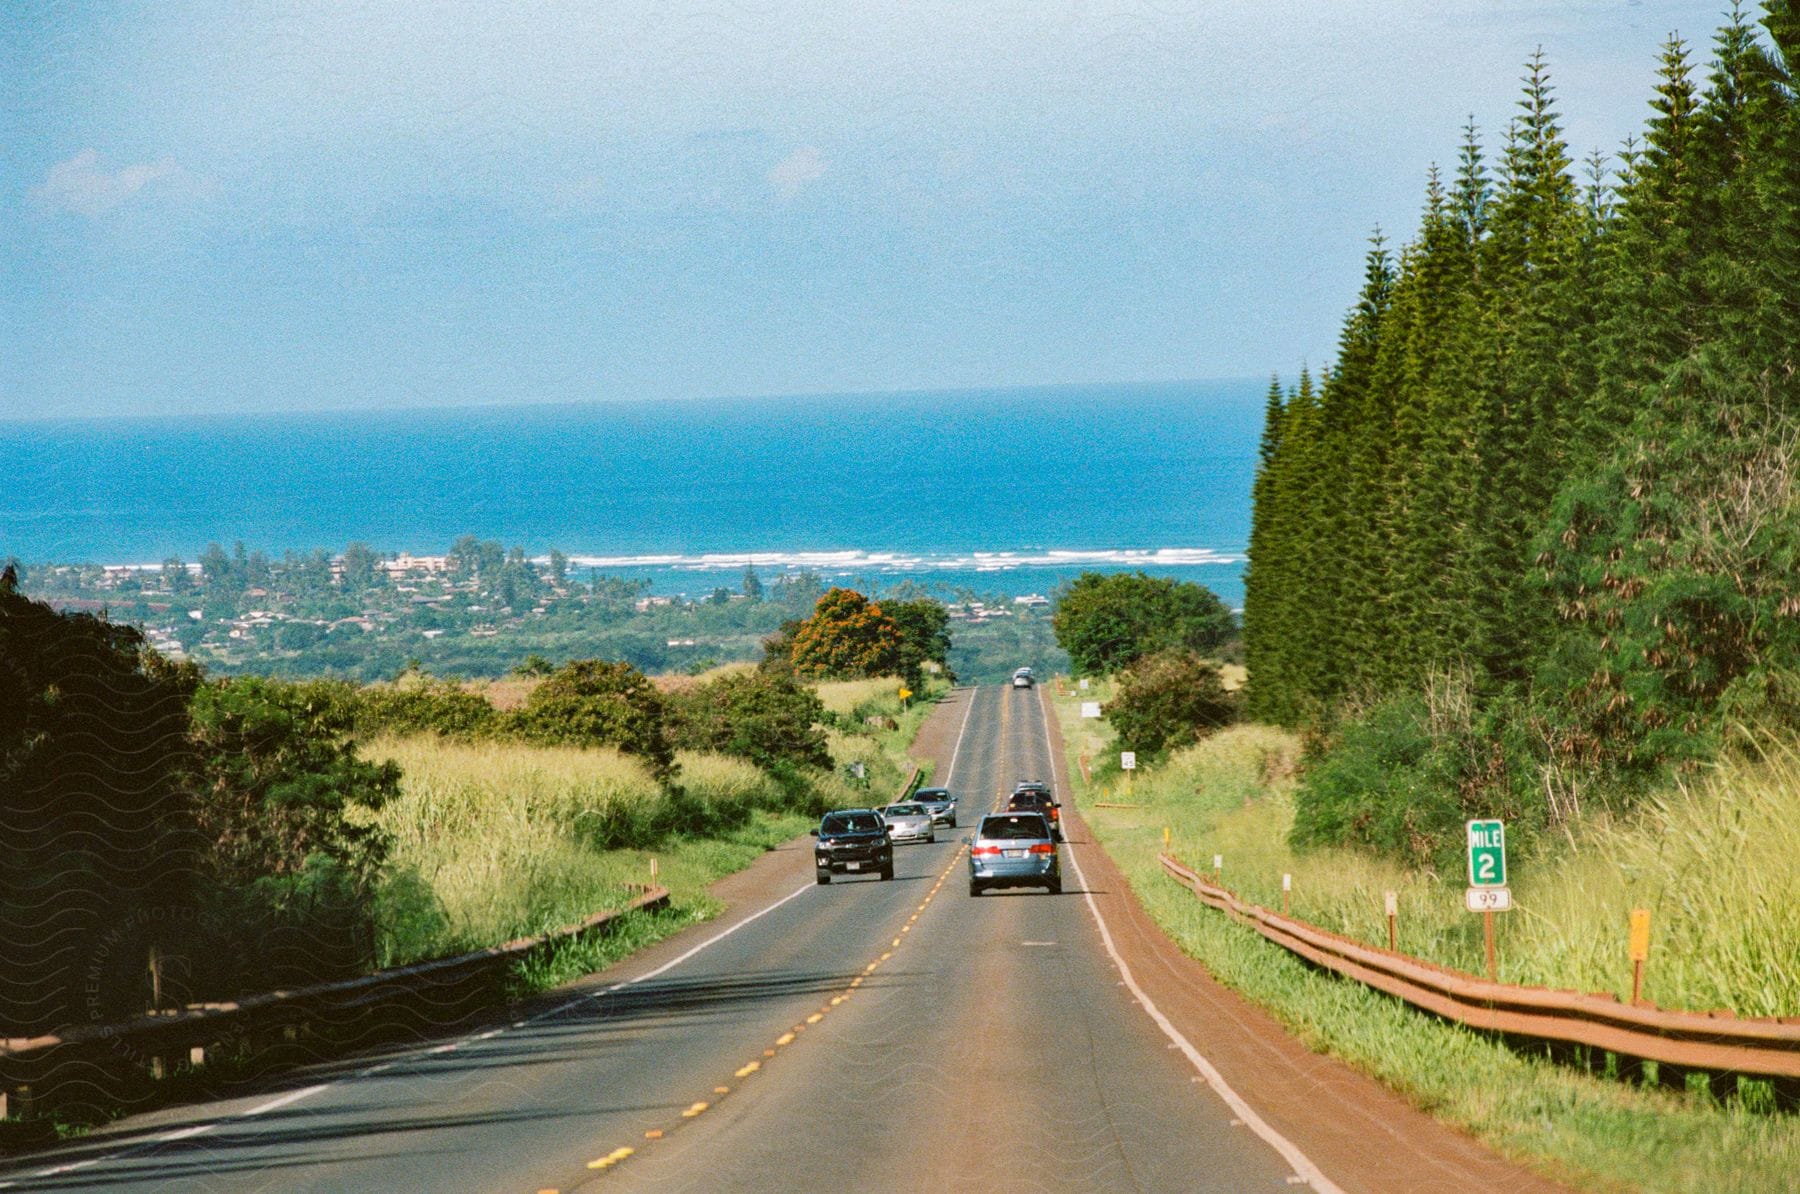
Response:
790,588,903,678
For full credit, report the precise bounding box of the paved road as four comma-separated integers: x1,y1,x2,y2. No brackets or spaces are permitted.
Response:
0,686,1306,1192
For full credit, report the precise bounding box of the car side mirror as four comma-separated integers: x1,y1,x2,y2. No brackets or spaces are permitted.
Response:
809,828,819,836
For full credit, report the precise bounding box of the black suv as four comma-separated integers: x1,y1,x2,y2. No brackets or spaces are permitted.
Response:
1007,784,1061,841
812,809,895,883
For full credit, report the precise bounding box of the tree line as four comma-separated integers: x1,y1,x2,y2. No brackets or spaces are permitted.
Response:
1243,6,1800,865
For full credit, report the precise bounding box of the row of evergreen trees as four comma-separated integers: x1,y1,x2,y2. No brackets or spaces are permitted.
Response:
1244,5,1800,846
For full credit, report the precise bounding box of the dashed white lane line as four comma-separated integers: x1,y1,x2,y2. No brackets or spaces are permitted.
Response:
1035,690,1344,1194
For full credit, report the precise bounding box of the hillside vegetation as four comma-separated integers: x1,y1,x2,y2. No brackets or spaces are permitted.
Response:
1056,700,1800,1192
1242,7,1800,871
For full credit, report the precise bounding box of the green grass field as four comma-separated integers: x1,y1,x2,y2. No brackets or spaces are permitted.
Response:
1053,688,1800,1193
361,673,940,988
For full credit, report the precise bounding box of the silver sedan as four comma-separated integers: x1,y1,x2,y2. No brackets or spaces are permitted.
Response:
879,802,936,844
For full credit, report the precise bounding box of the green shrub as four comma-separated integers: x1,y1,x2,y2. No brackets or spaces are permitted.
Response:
1053,571,1235,676
1104,649,1234,756
666,670,831,771
507,659,675,777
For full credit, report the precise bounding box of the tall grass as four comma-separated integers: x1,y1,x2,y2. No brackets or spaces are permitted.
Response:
1073,715,1800,1015
815,676,907,718
364,736,796,965
1054,691,1800,1192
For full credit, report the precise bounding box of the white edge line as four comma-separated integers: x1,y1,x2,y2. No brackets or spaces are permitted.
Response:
591,880,815,996
942,685,979,791
7,689,973,1185
3,868,824,1185
1038,689,1344,1194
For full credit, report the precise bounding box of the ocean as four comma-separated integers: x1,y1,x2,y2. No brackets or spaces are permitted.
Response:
4,380,1264,605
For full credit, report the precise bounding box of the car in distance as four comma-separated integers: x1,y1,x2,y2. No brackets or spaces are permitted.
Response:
880,802,936,844
967,812,1060,895
912,787,957,827
1011,667,1034,689
1007,784,1062,841
812,809,894,883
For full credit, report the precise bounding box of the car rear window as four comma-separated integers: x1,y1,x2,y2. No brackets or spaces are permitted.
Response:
822,813,882,834
980,815,1048,840
886,805,924,816
1008,793,1049,808
915,790,950,800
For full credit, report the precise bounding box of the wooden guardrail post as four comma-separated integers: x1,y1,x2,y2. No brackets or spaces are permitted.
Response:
1384,891,1398,952
1281,874,1291,917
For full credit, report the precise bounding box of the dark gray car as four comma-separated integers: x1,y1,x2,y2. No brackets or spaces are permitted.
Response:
967,812,1060,896
912,787,957,827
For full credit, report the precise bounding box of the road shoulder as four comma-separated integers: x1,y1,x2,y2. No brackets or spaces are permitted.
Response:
1036,687,1571,1194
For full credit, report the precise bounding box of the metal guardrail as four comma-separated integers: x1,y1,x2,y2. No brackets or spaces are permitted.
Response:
0,884,670,1120
1158,853,1800,1081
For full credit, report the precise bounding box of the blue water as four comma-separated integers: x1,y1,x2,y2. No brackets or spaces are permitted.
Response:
4,380,1264,604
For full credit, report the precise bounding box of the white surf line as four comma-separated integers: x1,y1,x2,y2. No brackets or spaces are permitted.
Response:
1035,691,1344,1194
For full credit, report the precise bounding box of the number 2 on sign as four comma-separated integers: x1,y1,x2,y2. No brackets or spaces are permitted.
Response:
1475,854,1497,882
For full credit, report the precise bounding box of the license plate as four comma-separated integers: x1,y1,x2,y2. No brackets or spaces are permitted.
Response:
1004,849,1025,859
846,862,860,870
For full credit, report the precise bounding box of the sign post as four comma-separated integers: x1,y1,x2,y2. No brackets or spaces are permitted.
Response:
1119,750,1135,795
1384,890,1398,952
1465,819,1508,981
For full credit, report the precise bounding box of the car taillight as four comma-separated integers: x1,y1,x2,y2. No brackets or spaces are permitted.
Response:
1029,843,1055,854
971,845,1001,857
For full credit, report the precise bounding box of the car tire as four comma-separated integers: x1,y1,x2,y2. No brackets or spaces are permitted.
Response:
968,881,982,897
948,816,956,828
816,871,831,885
1046,877,1062,895
880,863,894,881
926,832,935,843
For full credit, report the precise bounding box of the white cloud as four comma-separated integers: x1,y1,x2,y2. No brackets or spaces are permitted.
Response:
767,146,826,201
33,149,210,218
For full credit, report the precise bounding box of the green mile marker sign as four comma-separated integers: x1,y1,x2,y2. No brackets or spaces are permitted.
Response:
1466,819,1506,888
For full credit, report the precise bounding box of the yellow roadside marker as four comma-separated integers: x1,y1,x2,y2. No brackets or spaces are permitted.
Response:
682,1101,709,1117
736,1061,761,1077
806,1012,823,1024
776,1032,795,1046
644,1129,663,1139
714,1086,730,1094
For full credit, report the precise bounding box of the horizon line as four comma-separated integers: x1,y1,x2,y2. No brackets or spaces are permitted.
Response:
0,374,1269,428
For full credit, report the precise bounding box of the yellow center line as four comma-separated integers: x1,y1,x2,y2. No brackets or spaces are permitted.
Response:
566,738,980,1192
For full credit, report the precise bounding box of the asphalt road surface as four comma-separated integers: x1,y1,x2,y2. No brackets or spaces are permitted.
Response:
0,686,1402,1192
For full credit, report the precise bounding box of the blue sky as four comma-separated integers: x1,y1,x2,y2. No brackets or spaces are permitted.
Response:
5,1,1736,419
